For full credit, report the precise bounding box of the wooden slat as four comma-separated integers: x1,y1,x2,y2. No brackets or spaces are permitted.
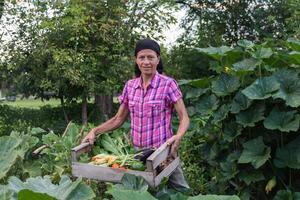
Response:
146,142,170,171
72,162,155,187
71,143,91,162
71,142,91,152
154,157,180,187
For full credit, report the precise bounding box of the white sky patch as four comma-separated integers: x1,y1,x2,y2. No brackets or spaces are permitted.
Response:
160,9,185,48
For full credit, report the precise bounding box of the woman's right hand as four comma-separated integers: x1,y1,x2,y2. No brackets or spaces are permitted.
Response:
81,130,96,145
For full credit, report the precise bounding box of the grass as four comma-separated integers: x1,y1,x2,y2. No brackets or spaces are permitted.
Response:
3,98,61,109
2,96,119,109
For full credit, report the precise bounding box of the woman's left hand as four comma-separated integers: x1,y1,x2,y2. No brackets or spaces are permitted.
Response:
166,135,182,158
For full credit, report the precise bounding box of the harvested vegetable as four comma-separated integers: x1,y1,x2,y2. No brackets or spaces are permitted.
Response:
112,163,120,168
87,130,149,171
89,152,146,171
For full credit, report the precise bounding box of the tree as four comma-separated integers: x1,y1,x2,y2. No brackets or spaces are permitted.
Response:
176,0,297,45
1,0,177,124
0,0,4,19
285,0,300,38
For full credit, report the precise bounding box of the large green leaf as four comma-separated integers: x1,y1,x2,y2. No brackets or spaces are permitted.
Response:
236,103,265,127
237,40,254,49
274,136,300,169
0,185,13,200
115,173,148,191
7,175,95,200
178,77,214,88
230,91,253,114
288,51,300,64
0,132,39,180
186,88,208,99
209,60,223,73
287,38,300,51
195,94,219,116
10,132,39,158
223,121,242,142
253,48,273,59
107,189,157,200
220,161,238,181
0,136,21,180
263,107,300,132
212,104,230,124
155,188,187,200
30,127,47,135
197,46,233,60
18,189,56,200
170,192,188,200
238,136,271,169
242,76,280,100
23,160,43,178
272,69,300,107
188,195,240,200
62,122,80,149
42,132,60,146
273,190,300,200
232,58,261,72
239,170,265,185
211,74,240,96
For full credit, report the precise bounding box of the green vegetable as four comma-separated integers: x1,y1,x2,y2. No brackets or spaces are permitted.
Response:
130,161,145,171
101,134,124,156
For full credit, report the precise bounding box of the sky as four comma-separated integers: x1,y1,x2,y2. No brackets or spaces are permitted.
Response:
161,9,186,48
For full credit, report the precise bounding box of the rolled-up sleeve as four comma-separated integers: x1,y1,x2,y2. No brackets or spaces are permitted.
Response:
167,79,182,104
118,82,129,108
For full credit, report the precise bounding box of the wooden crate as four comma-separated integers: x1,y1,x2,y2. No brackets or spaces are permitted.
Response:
71,142,180,187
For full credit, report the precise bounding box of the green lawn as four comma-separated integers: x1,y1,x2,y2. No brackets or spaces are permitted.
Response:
2,96,119,109
3,98,61,109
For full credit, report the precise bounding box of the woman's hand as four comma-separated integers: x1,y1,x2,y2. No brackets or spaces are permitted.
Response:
81,129,96,145
166,135,182,158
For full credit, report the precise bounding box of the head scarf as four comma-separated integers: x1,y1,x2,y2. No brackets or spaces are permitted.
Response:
134,39,163,77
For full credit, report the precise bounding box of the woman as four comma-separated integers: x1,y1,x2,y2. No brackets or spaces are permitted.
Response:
82,38,190,190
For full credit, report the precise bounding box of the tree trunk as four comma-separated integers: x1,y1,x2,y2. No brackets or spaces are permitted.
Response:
60,96,69,124
106,95,113,116
95,94,113,120
82,96,88,125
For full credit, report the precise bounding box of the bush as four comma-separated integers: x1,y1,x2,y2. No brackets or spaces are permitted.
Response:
179,38,300,199
0,102,103,136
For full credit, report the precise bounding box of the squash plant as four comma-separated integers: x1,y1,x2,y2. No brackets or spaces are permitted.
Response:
180,38,300,199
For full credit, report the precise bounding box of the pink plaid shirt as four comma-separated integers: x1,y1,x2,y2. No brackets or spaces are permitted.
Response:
118,72,182,148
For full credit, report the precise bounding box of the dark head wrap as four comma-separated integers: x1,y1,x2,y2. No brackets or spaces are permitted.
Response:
134,38,163,77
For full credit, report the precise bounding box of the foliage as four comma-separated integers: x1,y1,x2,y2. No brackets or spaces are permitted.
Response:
176,0,298,46
0,121,90,184
179,38,300,199
166,45,214,80
0,102,109,137
0,0,177,123
107,173,240,200
0,120,242,199
0,0,4,19
0,131,38,181
0,175,95,200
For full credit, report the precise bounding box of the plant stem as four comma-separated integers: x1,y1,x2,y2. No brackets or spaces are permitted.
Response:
259,64,262,79
289,168,292,187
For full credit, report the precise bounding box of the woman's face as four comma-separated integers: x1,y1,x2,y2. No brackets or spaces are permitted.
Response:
136,49,160,77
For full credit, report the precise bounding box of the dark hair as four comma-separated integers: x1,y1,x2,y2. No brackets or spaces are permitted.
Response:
134,38,164,77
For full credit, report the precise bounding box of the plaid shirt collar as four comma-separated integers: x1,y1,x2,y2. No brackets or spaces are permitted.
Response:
133,71,159,89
